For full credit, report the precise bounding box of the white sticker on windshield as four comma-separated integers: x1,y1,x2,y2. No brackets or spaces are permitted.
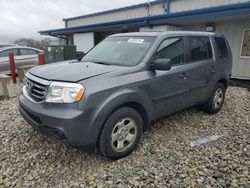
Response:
128,38,144,44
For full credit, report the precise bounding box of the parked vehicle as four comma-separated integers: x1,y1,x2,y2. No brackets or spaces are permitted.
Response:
19,31,232,159
0,46,43,74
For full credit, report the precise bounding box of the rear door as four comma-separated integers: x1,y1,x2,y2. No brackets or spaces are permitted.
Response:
184,35,216,103
0,49,19,74
17,48,39,68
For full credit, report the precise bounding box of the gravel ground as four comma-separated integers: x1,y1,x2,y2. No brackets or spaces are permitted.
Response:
0,87,249,187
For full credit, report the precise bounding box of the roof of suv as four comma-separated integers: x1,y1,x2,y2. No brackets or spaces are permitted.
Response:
110,31,216,37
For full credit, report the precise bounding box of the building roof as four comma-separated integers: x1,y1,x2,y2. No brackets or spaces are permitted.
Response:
62,0,168,22
39,1,250,36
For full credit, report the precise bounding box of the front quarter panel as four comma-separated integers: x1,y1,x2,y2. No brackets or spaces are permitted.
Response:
78,72,154,145
84,87,153,142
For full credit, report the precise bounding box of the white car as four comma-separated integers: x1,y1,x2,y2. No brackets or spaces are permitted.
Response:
0,46,43,74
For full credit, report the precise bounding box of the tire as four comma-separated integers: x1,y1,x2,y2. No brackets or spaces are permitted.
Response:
99,107,143,159
202,83,226,114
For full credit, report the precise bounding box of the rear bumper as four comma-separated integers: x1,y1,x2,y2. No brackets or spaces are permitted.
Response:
19,94,97,152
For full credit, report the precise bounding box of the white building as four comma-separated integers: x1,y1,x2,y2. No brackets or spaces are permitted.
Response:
40,0,250,79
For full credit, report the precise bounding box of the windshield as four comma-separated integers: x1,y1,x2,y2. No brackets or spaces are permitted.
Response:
82,36,155,66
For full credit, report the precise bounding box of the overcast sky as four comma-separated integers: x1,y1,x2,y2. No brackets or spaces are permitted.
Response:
0,0,147,43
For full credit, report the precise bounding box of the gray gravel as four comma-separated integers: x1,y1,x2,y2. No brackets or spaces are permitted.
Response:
0,86,249,187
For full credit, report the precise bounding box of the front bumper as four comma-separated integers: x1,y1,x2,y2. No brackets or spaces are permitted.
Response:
19,93,97,152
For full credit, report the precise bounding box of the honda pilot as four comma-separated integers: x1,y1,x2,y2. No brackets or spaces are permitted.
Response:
19,31,232,159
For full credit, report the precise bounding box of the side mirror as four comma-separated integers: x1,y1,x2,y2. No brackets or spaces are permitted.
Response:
150,58,171,71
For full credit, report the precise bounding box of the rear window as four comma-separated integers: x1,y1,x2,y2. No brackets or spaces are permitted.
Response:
215,37,228,58
187,36,213,62
0,49,19,57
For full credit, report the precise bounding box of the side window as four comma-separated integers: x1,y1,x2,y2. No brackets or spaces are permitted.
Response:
20,49,30,55
0,49,19,57
187,36,213,62
215,37,228,58
28,49,38,55
0,50,9,57
20,49,38,55
155,37,185,66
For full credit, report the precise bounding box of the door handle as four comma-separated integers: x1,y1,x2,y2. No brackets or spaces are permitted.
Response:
180,73,190,80
210,66,215,72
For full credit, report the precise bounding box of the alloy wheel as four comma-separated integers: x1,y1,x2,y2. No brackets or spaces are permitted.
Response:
111,118,137,152
213,88,224,109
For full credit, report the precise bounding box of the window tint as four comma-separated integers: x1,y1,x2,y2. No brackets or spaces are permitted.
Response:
155,37,185,66
0,49,19,57
187,36,212,62
20,49,38,55
215,37,228,58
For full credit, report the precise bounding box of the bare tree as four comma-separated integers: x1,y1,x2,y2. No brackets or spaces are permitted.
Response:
13,38,50,49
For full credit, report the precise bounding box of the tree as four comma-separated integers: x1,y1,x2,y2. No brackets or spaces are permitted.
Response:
13,38,50,50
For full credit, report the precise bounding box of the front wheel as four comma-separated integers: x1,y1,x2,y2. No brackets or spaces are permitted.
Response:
202,83,226,114
98,107,143,159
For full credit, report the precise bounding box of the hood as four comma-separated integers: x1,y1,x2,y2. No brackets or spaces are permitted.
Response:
29,61,121,82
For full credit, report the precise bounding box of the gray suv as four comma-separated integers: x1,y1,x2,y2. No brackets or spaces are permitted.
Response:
19,31,232,159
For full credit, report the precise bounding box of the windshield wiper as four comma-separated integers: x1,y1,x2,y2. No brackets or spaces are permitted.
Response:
92,61,111,65
82,60,111,65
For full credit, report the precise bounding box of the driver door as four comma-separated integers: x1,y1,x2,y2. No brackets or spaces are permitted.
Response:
149,36,193,118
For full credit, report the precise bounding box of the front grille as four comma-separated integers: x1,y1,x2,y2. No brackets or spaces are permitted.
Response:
26,78,47,102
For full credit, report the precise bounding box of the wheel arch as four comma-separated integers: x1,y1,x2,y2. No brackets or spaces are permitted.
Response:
96,100,150,152
217,78,229,89
111,101,149,132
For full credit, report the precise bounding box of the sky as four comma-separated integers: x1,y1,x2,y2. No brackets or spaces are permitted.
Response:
0,0,147,43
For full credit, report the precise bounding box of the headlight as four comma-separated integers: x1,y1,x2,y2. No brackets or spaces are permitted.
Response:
46,82,85,103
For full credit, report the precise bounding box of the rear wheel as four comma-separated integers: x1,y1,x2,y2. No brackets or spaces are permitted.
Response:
99,107,143,159
202,83,226,114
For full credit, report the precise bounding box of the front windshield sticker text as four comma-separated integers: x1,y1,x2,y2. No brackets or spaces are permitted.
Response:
127,38,144,44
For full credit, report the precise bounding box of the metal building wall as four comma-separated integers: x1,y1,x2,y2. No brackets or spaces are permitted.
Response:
65,0,250,28
66,3,167,28
170,0,250,13
183,19,250,79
